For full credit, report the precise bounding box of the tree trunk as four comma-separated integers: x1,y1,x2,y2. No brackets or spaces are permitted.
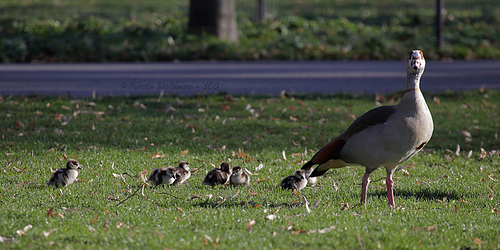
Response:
188,0,238,43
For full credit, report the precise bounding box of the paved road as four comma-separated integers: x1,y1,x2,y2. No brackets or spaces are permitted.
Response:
1,61,499,97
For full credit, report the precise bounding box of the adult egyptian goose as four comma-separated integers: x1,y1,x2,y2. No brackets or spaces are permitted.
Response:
303,50,433,207
47,159,83,188
202,162,232,186
172,161,191,185
230,166,250,187
280,169,307,191
148,166,178,186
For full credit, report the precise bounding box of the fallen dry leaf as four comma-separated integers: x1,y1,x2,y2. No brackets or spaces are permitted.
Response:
317,225,336,234
22,225,32,232
461,130,472,142
312,199,321,208
248,189,258,196
137,169,149,183
16,224,33,237
488,173,498,182
266,214,277,221
474,237,482,246
61,116,71,126
293,229,308,234
41,229,57,238
54,128,66,137
400,162,418,170
244,169,257,176
401,169,410,176
255,164,264,171
235,152,252,161
180,150,189,156
467,150,473,158
15,120,25,129
340,203,350,211
91,214,99,224
230,190,241,199
116,222,126,229
308,225,336,234
133,101,147,110
256,179,270,184
103,219,110,230
247,220,256,232
412,225,437,232
479,148,488,160
150,152,167,158
303,196,312,214
0,236,15,243
491,207,498,214
438,197,448,203
47,208,54,217
433,96,441,106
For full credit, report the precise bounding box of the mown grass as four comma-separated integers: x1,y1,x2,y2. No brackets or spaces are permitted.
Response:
0,90,499,249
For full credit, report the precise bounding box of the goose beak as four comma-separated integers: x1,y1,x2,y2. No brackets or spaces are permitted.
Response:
411,58,421,70
409,50,424,70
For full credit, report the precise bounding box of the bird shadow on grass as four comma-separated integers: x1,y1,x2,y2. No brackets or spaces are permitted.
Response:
191,200,294,209
369,188,473,202
20,182,47,189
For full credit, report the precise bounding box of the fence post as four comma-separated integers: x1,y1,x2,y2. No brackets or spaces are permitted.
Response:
436,0,444,49
257,0,265,22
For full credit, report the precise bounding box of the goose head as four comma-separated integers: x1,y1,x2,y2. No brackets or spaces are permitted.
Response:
220,162,231,174
231,166,243,177
66,159,83,170
178,161,190,170
408,50,426,71
294,169,306,180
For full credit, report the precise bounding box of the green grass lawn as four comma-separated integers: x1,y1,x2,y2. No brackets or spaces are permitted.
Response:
0,90,499,248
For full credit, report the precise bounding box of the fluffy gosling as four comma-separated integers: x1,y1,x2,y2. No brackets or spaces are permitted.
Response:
48,159,83,188
202,162,232,186
230,166,250,187
280,169,307,191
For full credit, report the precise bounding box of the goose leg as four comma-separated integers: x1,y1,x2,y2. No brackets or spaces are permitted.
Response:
360,172,371,206
386,168,397,207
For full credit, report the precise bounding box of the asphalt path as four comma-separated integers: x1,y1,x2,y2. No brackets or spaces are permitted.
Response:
1,61,499,97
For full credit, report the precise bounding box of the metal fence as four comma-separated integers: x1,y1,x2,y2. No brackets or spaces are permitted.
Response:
235,0,498,49
236,0,498,23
